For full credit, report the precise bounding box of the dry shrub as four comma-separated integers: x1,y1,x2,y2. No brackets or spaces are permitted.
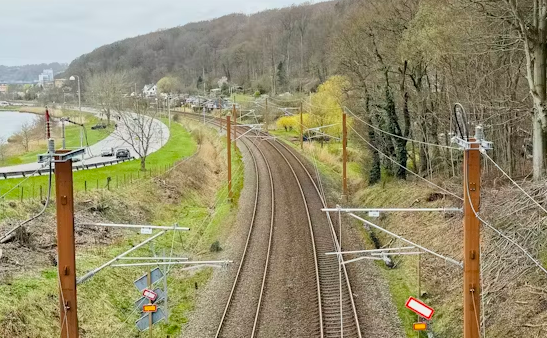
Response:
155,126,223,205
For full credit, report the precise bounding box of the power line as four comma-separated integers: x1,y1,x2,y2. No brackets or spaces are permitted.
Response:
348,124,463,201
481,150,547,215
344,107,461,150
0,161,54,243
0,166,45,199
464,152,547,277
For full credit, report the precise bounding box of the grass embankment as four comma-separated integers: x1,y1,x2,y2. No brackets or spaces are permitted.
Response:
0,118,193,200
272,130,461,337
0,119,245,337
0,110,113,166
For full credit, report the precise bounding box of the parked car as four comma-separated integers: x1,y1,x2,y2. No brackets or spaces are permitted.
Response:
101,147,114,157
0,101,10,107
115,148,130,159
91,123,107,130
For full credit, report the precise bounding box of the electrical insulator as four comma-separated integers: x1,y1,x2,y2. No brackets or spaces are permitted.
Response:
47,138,55,154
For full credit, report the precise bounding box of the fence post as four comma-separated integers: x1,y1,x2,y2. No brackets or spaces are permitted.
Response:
84,181,87,192
40,185,43,201
21,186,23,202
96,179,99,189
116,176,119,189
107,178,110,191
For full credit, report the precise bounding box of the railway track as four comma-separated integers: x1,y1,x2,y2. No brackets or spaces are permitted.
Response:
178,111,362,337
214,136,275,338
267,139,362,337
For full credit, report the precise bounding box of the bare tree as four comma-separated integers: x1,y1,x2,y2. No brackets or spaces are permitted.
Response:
0,136,6,161
114,99,162,171
471,0,547,179
86,71,130,125
296,3,310,91
19,122,33,152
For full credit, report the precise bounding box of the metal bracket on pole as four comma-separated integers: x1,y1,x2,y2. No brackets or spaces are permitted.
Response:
348,213,463,268
111,260,232,268
451,126,493,151
322,207,462,213
78,222,190,231
234,125,264,141
39,148,85,163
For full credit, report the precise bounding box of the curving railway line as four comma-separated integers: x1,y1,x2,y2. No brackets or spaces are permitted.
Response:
179,111,362,337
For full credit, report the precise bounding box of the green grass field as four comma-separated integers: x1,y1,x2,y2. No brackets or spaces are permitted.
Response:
0,121,244,337
0,118,197,200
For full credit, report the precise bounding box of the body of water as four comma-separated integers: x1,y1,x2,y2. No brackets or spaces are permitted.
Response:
0,111,38,140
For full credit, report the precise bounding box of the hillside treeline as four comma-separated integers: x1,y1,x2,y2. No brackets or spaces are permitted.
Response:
64,1,340,94
334,0,542,181
65,0,547,181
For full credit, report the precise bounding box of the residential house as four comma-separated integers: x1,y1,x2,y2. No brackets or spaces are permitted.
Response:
143,84,157,97
0,84,7,94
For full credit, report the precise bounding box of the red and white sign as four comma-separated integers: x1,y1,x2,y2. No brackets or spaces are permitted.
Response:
405,297,434,320
142,289,158,302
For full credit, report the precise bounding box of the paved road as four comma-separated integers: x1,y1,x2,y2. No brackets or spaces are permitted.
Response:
0,107,169,176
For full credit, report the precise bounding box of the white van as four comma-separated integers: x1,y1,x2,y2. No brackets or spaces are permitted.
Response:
0,101,9,107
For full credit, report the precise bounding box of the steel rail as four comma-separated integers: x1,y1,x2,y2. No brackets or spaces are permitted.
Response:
213,133,276,337
262,140,324,338
272,139,362,337
214,137,261,338
179,110,360,337
249,138,276,337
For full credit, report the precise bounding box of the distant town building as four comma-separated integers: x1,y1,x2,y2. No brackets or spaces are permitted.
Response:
38,69,54,86
0,84,8,94
143,84,157,97
54,78,66,88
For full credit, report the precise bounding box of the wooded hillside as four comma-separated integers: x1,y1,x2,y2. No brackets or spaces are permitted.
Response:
64,0,547,181
64,1,341,94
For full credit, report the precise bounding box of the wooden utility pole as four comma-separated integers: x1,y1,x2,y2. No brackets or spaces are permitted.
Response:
232,104,237,153
147,269,152,338
417,254,421,338
55,150,79,338
265,98,268,131
300,101,304,150
219,97,223,132
342,112,348,198
463,139,481,338
226,113,232,200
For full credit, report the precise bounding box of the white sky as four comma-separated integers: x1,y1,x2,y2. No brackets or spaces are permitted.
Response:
0,0,314,66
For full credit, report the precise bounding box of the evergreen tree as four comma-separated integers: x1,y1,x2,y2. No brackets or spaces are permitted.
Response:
277,61,287,91
365,95,381,185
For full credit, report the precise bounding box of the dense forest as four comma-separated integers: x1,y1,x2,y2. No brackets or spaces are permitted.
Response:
63,1,339,93
0,63,67,83
64,0,546,182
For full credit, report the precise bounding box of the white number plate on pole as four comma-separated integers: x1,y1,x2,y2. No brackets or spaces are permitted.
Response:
140,227,153,234
368,211,380,217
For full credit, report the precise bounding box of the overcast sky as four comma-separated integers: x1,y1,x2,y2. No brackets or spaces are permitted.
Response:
0,0,313,66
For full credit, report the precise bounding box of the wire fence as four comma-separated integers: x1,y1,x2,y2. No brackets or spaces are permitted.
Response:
0,161,178,207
